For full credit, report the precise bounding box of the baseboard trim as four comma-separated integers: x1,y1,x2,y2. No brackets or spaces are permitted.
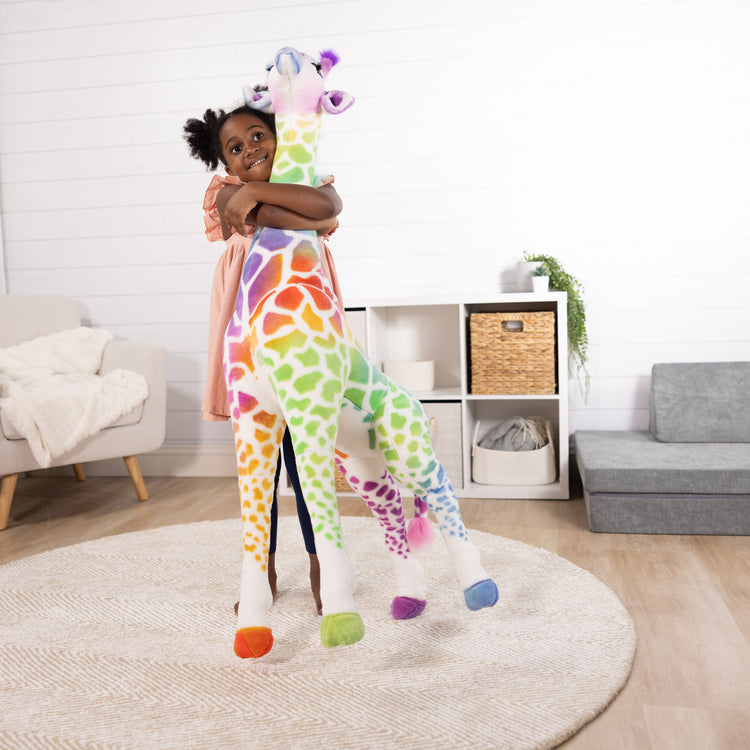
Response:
33,443,584,491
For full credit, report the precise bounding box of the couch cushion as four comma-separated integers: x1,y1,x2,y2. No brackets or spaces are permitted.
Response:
649,361,750,443
575,430,750,495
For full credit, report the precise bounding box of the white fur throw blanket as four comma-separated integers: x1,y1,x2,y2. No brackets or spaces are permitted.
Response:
0,327,149,467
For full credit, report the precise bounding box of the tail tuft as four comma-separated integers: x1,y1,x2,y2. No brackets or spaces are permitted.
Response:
407,496,433,550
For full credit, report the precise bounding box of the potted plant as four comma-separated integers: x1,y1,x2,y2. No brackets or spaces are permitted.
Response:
522,252,589,401
532,263,550,293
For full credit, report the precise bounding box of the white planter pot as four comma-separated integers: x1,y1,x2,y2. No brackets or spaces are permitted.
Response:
517,261,542,292
532,275,550,293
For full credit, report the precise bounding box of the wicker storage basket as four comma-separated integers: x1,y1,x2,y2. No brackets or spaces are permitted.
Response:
334,464,354,494
469,311,557,394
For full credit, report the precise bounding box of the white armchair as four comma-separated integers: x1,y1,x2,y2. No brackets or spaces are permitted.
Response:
0,294,166,530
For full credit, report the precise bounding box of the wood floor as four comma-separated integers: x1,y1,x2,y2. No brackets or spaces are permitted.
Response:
2,473,749,750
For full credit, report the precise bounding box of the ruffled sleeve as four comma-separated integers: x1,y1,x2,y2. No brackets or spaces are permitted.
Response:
202,173,242,242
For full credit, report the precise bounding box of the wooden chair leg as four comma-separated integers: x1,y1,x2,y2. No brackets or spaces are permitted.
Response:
1,473,19,531
72,463,86,482
123,455,148,501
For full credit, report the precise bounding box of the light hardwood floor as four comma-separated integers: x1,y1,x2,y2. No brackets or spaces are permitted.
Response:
2,473,749,750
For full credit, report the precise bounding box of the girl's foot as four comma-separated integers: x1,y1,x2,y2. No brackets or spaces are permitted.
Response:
309,553,322,615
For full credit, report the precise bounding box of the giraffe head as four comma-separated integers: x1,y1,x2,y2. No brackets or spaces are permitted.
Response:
244,47,354,117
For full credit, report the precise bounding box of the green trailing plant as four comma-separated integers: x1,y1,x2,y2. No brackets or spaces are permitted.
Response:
522,252,590,401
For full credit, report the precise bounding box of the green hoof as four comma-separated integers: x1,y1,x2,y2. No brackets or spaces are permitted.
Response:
320,612,365,648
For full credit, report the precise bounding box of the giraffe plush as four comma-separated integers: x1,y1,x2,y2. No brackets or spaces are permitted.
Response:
227,46,499,658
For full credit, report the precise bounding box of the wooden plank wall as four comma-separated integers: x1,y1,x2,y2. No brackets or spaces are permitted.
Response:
1,0,748,474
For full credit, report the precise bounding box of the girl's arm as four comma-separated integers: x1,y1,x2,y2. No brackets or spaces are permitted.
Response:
256,203,338,235
221,182,341,237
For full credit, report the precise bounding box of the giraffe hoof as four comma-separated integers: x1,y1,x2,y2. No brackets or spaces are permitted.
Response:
391,596,427,620
234,627,274,658
320,612,365,648
464,579,499,611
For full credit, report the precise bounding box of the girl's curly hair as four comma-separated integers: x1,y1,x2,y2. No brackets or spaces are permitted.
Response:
183,92,275,171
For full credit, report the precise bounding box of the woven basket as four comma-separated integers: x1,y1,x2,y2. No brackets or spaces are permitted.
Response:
334,464,354,494
470,311,557,394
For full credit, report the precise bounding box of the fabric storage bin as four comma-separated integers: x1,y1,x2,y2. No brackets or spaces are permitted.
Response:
469,311,556,394
472,419,557,485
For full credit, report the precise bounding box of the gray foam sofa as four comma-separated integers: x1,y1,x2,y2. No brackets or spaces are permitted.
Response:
574,362,750,535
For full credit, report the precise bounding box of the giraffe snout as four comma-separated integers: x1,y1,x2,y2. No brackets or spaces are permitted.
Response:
275,47,303,76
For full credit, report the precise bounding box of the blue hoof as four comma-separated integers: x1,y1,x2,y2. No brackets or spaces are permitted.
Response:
464,579,499,611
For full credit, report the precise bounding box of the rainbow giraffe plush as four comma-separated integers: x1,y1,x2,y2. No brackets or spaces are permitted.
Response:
226,47,498,658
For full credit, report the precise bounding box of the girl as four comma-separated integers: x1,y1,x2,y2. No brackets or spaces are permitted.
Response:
183,102,344,615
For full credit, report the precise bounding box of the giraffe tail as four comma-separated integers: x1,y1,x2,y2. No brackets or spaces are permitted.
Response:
406,495,433,550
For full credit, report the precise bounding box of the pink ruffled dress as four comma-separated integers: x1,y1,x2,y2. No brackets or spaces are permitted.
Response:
202,173,343,421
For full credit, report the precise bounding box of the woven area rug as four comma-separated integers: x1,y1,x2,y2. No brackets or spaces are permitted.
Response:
0,517,635,750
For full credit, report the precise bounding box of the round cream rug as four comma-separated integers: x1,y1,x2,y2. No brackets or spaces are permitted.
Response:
0,517,635,750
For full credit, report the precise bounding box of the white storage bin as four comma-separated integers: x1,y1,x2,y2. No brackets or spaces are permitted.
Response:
383,359,435,392
472,419,556,486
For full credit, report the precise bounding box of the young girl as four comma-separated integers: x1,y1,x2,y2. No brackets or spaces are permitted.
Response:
183,102,345,614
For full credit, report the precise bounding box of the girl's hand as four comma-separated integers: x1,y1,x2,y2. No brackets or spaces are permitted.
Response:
316,216,339,236
223,185,259,236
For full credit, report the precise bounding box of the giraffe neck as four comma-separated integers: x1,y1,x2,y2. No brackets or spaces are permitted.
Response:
269,111,321,187
235,109,329,329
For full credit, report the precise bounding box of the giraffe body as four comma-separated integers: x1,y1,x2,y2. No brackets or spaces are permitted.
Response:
226,47,498,658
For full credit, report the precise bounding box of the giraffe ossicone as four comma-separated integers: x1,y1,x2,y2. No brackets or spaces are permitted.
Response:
226,46,498,658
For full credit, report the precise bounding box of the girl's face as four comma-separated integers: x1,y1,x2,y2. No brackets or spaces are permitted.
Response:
220,112,276,183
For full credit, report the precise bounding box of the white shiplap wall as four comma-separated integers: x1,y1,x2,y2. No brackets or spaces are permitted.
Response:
1,0,749,475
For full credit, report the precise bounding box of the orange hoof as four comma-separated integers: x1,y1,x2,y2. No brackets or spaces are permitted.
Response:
234,627,274,658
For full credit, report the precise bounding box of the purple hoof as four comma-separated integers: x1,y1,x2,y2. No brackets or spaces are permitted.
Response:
391,596,427,620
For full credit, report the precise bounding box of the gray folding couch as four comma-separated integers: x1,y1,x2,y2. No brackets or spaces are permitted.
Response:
575,362,750,535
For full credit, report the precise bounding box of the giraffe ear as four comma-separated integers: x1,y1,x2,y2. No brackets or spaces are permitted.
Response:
321,90,354,114
243,86,274,113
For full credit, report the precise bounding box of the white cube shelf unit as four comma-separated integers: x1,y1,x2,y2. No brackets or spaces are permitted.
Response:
281,293,569,500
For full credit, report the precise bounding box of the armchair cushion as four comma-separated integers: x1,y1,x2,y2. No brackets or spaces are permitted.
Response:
0,327,149,467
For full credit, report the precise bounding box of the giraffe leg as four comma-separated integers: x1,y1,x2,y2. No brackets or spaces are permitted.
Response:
228,383,284,658
372,384,499,611
418,466,499,610
335,451,427,620
280,401,364,648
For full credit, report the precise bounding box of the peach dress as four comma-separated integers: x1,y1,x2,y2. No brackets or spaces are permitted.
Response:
202,173,343,420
